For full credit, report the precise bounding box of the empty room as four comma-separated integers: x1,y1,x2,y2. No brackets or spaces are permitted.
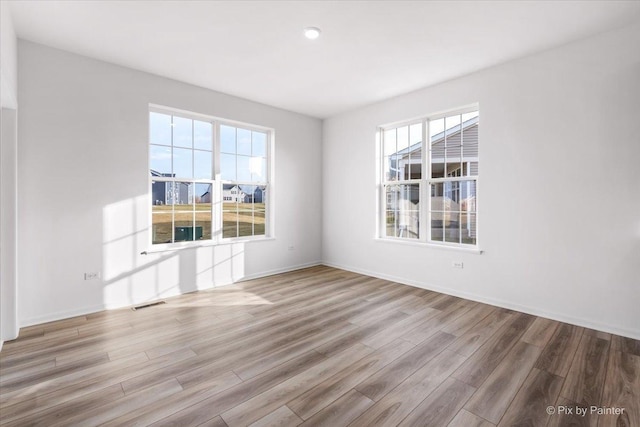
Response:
1,1,639,426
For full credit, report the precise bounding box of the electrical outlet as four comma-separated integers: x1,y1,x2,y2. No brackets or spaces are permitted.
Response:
452,261,464,269
84,272,101,280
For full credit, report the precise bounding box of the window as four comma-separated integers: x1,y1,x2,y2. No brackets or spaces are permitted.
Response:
149,107,271,246
379,107,478,247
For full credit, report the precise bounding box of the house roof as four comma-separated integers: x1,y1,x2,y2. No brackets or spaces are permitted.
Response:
395,116,479,157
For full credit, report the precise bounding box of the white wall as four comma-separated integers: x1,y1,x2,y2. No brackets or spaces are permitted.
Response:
0,2,19,347
17,41,322,326
322,22,640,339
1,0,18,108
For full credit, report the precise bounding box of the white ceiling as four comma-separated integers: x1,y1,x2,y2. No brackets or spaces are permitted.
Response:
9,1,640,118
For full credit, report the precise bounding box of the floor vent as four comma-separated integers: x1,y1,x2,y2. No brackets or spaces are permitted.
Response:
132,301,166,311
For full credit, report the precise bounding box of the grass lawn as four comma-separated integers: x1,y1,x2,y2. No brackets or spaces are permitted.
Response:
152,203,266,243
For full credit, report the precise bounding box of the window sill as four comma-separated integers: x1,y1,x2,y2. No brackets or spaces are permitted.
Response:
141,237,276,255
373,237,483,254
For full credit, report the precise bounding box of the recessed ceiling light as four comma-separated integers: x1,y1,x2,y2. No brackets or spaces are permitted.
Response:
304,27,321,40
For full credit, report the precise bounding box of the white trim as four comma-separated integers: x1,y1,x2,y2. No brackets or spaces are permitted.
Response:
321,261,640,341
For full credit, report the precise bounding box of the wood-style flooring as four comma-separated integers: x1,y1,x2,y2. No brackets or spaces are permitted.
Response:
1,266,639,426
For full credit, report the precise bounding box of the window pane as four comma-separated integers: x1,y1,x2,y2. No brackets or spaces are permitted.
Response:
460,180,477,212
445,114,461,134
384,129,397,182
461,213,477,245
430,182,443,207
221,153,236,181
385,184,419,239
152,181,172,244
430,118,445,179
253,185,267,236
237,155,251,182
222,195,238,238
237,128,251,156
409,123,422,179
173,147,193,178
173,116,193,148
250,156,266,182
430,211,445,242
194,150,212,180
385,210,397,238
443,181,460,208
254,210,266,236
445,211,461,243
150,112,172,146
238,197,253,237
252,131,267,157
150,145,171,175
221,125,236,154
152,213,172,244
462,113,479,174
194,120,212,151
195,183,212,240
173,182,194,242
397,126,409,152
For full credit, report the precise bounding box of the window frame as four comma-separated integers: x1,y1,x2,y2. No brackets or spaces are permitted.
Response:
378,105,479,250
148,104,274,251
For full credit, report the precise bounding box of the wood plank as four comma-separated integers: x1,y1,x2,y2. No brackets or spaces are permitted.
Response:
249,405,302,427
219,344,373,427
399,377,476,427
535,323,584,377
440,303,495,337
446,308,513,357
599,350,640,427
145,349,327,427
350,350,467,427
287,338,415,420
520,317,558,347
496,368,563,427
452,312,535,388
355,331,456,401
298,389,373,427
464,341,542,423
560,334,610,406
611,335,640,357
447,409,495,427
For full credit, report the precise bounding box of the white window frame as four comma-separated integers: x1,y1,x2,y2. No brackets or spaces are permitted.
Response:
148,104,274,251
377,105,479,250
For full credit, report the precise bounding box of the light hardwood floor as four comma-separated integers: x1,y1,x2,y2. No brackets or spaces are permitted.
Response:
1,266,638,426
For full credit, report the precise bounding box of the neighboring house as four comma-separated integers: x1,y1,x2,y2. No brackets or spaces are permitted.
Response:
200,190,211,203
151,170,191,205
222,184,246,202
253,186,266,203
390,115,479,184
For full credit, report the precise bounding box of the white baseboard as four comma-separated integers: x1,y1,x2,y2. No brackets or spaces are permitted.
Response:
322,261,640,341
237,261,322,282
